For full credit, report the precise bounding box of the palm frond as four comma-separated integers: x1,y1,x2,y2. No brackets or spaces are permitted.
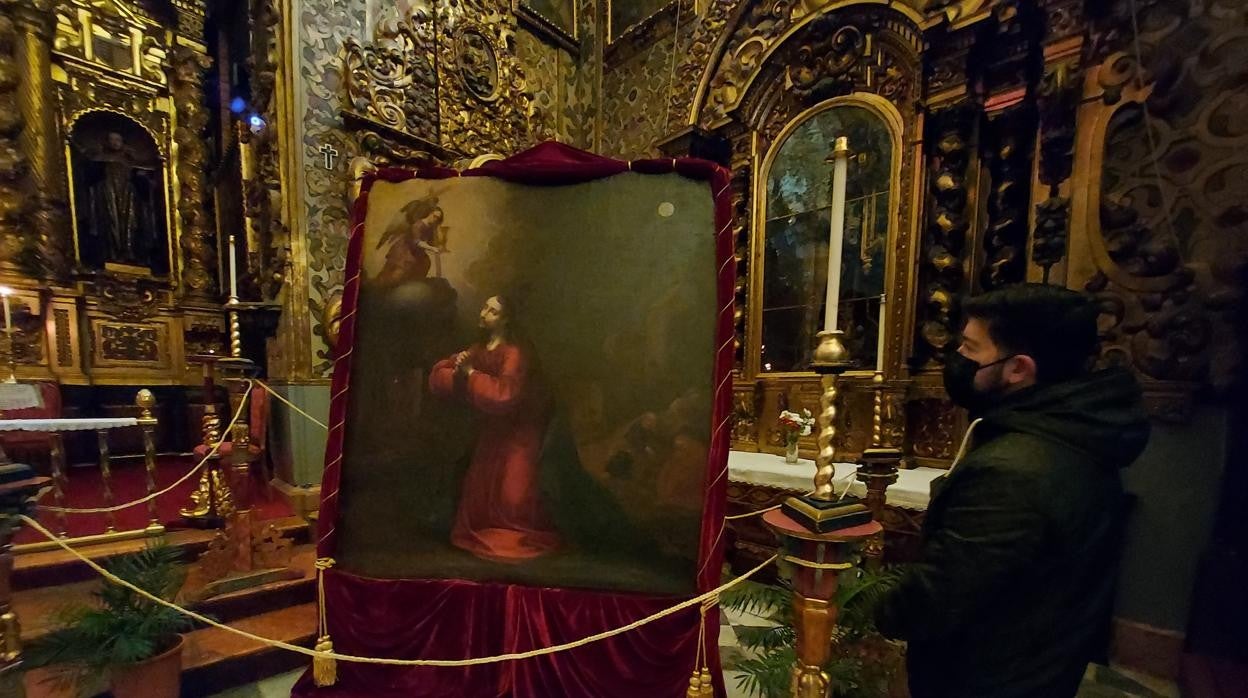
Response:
721,578,791,623
731,645,796,698
23,542,194,673
724,566,906,698
734,624,796,653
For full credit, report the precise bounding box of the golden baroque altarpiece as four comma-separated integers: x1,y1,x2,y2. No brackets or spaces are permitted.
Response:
0,0,225,385
9,0,1233,460
588,0,1245,564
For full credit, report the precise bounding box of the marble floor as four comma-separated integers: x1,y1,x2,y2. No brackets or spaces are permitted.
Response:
205,607,1179,698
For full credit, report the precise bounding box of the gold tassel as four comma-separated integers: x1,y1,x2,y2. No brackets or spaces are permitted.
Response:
314,635,337,687
699,667,714,697
313,558,337,687
686,673,702,698
688,596,715,698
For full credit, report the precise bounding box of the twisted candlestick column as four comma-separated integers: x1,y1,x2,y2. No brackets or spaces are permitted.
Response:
813,373,839,500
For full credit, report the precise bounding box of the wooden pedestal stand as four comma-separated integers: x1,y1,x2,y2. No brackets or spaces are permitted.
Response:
763,510,882,698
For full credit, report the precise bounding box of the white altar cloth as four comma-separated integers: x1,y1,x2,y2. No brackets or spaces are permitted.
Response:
0,384,42,410
0,418,138,432
727,450,944,511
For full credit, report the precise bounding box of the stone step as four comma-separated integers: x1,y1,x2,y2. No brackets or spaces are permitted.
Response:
181,602,318,697
22,602,319,698
15,543,317,643
13,516,310,590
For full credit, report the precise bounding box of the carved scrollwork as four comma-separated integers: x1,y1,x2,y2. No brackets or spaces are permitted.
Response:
94,275,162,321
247,0,290,302
99,324,160,363
456,27,501,102
343,10,439,136
0,10,25,274
1074,0,1247,396
170,44,217,297
787,23,867,96
435,2,533,157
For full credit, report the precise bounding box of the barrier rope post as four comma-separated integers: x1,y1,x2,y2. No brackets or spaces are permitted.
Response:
182,354,232,526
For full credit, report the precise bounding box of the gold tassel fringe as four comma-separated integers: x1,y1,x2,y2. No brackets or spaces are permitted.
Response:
688,596,717,697
699,667,714,696
314,635,337,687
686,673,702,698
314,557,337,687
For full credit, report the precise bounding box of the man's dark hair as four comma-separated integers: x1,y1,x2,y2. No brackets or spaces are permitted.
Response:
960,283,1100,384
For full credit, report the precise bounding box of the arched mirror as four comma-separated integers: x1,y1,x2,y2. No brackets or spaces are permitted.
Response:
757,99,898,374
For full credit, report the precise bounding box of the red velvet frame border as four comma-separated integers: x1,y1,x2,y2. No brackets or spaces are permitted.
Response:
295,142,735,698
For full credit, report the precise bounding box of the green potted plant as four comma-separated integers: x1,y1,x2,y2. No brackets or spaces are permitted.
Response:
721,566,906,698
25,543,195,698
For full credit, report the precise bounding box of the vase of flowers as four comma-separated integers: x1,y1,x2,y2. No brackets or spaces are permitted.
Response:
778,409,814,464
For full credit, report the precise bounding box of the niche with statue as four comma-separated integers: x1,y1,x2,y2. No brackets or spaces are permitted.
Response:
68,111,171,277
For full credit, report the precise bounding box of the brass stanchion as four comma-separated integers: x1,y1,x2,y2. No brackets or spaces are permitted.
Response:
182,355,232,527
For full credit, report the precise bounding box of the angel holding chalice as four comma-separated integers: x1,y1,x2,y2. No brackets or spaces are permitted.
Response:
375,194,450,287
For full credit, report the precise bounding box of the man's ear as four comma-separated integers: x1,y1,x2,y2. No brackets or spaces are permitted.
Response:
1007,354,1038,386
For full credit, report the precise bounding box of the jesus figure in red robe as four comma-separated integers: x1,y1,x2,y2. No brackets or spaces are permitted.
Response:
429,295,561,562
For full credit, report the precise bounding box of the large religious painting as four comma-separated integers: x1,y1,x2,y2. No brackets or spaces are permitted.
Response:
333,157,719,595
68,111,170,276
299,144,732,697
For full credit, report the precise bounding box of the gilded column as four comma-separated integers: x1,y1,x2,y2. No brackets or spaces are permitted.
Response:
169,2,218,299
0,2,29,275
12,0,70,280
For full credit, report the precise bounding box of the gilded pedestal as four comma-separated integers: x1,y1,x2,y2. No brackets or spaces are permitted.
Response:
764,510,881,698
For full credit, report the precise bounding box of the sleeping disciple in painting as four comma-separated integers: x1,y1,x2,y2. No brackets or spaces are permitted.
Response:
429,295,561,563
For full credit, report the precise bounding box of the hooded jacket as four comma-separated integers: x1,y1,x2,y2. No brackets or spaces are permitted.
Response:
876,367,1150,698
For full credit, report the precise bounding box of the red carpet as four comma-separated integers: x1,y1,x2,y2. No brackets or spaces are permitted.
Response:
15,456,294,546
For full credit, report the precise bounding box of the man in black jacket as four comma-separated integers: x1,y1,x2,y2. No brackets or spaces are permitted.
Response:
876,284,1151,697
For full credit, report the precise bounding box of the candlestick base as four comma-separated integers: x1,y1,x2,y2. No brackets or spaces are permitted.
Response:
781,494,872,534
811,330,853,373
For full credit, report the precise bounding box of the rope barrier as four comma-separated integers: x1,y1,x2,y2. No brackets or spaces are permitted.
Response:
17,513,776,668
37,381,254,515
254,379,329,430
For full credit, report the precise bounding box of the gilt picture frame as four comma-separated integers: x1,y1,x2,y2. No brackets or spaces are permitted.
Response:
514,0,579,53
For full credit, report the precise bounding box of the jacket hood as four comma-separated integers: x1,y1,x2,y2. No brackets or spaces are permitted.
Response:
977,366,1150,469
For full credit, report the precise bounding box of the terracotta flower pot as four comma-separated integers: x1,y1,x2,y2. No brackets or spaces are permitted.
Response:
109,635,184,698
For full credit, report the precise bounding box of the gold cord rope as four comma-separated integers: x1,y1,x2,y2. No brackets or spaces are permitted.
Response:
37,381,254,515
17,513,775,668
254,379,329,430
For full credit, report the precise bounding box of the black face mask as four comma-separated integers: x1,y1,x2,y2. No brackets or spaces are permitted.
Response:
943,352,1014,413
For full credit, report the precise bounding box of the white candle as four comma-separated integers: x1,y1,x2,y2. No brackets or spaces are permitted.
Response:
876,293,887,372
0,288,11,331
824,136,849,334
228,234,239,299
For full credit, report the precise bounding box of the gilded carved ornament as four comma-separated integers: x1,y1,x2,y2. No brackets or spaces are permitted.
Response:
170,42,217,297
692,0,927,126
1069,0,1247,406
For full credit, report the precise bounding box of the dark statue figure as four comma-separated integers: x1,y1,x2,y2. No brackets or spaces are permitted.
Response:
71,116,168,274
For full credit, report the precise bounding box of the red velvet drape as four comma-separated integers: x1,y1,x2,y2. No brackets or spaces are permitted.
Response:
295,142,736,698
